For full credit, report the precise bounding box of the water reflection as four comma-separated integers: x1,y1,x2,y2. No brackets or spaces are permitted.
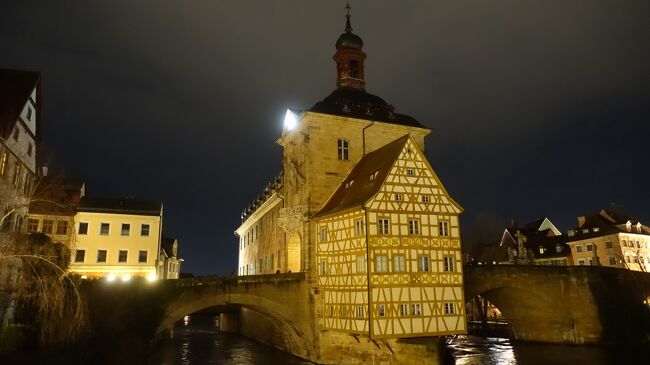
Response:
447,335,650,365
151,314,312,365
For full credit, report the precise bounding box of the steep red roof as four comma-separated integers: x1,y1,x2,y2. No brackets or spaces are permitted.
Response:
314,135,409,218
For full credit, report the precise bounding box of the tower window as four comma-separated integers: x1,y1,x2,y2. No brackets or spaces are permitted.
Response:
349,60,359,78
337,139,349,160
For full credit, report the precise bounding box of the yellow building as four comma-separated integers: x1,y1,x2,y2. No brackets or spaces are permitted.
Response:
236,9,466,339
567,209,650,271
70,197,163,281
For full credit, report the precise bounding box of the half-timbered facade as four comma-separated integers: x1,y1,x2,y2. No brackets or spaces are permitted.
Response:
314,136,465,338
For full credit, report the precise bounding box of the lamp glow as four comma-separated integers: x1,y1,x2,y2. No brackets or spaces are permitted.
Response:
283,109,298,131
121,275,132,282
106,274,116,282
146,273,157,282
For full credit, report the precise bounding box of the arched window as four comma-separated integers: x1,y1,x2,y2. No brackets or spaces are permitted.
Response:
349,60,359,78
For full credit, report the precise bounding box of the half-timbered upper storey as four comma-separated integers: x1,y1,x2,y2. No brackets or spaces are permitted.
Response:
314,134,465,339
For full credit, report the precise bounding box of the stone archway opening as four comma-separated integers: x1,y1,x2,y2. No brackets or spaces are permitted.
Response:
466,286,574,342
465,294,511,338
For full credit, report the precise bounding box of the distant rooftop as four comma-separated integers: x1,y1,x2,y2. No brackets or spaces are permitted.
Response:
77,197,162,216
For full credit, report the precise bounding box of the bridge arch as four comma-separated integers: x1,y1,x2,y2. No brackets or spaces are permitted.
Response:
155,274,315,358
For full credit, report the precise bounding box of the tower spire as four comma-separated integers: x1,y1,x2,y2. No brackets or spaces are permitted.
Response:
345,2,352,33
334,1,366,90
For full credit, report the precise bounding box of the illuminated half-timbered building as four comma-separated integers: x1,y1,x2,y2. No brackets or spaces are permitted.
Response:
235,6,466,340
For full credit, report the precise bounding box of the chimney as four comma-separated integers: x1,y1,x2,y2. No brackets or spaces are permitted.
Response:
577,216,586,227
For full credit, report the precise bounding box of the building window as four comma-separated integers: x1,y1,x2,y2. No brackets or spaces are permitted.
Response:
411,303,421,316
576,246,583,253
138,250,148,263
319,226,327,242
378,304,385,317
586,244,593,252
399,304,409,316
356,255,366,273
97,250,107,263
121,223,130,236
141,224,150,236
393,255,406,272
438,221,449,236
444,256,455,272
621,240,627,247
408,220,420,235
56,220,68,235
578,259,585,265
418,255,430,272
422,196,430,203
337,139,349,160
555,244,562,253
378,218,390,235
394,194,402,201
26,218,39,233
320,260,327,275
406,168,414,176
444,302,455,315
100,223,110,235
0,152,7,176
539,246,545,255
75,250,85,263
356,306,364,318
78,222,88,235
42,219,54,234
27,143,33,157
608,256,617,265
605,241,613,249
375,255,388,272
118,250,128,263
354,219,364,236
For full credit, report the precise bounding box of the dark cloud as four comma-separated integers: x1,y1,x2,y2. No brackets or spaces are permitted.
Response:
1,0,648,274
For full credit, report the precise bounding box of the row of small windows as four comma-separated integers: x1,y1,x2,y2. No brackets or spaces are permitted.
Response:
327,302,456,318
74,249,148,263
77,222,150,236
0,148,34,196
319,220,448,240
320,254,456,275
26,218,69,235
393,194,430,203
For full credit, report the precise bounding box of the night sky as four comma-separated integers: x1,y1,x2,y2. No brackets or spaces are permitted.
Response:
2,1,648,275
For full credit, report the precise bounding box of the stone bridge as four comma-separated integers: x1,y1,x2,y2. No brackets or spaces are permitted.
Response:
155,272,318,359
464,265,650,344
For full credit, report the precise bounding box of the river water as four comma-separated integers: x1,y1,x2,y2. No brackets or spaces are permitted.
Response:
151,314,650,365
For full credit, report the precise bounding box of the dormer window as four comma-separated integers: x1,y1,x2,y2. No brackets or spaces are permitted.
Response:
539,246,545,254
345,180,354,188
368,170,379,182
556,244,562,253
593,227,600,233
